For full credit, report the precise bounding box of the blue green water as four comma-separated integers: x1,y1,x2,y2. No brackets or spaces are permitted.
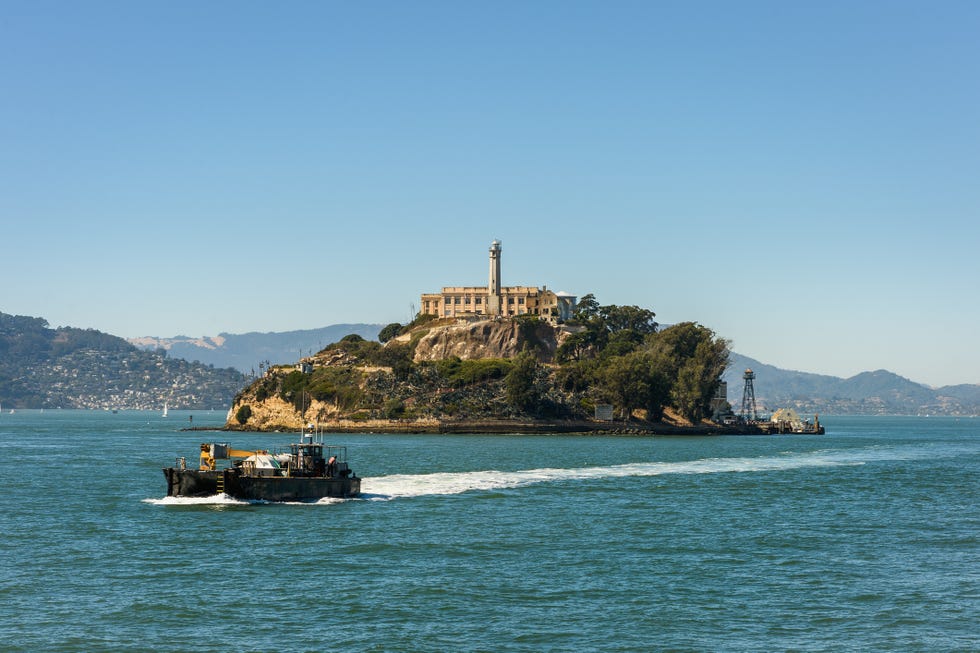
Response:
1,411,977,652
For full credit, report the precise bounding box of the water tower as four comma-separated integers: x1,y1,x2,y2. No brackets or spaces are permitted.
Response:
740,369,758,421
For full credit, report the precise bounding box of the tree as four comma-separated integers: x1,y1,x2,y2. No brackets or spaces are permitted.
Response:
573,293,600,320
601,353,651,420
602,329,644,358
382,398,405,418
554,358,599,392
599,304,658,335
378,322,403,344
599,349,673,421
377,342,414,380
559,295,657,362
639,343,675,421
235,404,252,425
653,323,730,422
556,330,601,362
653,322,717,362
506,350,540,412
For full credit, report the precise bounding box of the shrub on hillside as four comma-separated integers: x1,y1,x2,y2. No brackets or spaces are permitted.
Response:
235,404,252,425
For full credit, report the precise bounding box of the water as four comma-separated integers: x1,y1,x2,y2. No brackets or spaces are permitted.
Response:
1,411,977,652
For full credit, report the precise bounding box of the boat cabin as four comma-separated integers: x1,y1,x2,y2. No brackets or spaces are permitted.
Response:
192,434,352,479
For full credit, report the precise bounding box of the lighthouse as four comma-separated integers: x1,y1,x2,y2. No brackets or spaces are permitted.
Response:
487,239,502,316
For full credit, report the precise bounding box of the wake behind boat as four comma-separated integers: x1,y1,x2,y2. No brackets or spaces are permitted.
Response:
162,432,360,501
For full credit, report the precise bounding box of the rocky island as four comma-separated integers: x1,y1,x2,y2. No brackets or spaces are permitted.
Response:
224,297,750,435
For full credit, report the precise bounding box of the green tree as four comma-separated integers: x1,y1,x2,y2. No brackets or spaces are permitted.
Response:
556,330,602,362
506,350,540,412
558,295,657,362
573,293,600,320
601,353,651,420
598,349,673,421
378,322,403,343
235,404,252,425
382,398,405,418
638,343,675,421
602,329,643,358
653,323,730,422
599,304,658,335
377,342,414,380
554,358,599,392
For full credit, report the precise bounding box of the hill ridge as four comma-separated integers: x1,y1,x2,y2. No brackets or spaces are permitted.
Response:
723,353,979,415
0,312,246,409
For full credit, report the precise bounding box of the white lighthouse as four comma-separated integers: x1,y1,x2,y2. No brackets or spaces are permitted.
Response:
487,239,502,316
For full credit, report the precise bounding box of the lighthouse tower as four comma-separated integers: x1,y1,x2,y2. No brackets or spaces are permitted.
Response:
487,240,502,316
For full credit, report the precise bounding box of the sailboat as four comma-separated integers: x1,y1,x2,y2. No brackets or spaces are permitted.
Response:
162,402,169,418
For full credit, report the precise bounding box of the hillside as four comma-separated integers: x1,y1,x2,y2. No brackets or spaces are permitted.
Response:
225,309,736,433
129,324,383,373
0,312,247,410
723,353,980,416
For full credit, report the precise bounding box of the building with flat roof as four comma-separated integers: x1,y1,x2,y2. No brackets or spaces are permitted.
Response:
420,241,576,322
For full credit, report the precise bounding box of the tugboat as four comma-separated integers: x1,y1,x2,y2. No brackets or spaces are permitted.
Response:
162,432,360,501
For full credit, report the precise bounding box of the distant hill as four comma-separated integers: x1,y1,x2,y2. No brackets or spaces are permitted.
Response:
129,324,383,374
9,309,976,416
723,353,980,416
132,323,980,416
0,312,246,410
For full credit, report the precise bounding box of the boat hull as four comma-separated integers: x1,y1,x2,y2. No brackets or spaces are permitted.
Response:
162,468,360,501
163,468,220,497
232,475,360,501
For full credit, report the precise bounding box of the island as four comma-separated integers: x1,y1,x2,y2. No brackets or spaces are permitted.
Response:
224,297,761,435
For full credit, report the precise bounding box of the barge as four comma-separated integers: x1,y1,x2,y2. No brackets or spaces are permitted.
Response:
163,432,360,501
757,409,825,435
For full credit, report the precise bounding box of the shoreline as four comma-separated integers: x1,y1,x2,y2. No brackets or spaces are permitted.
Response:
184,419,773,436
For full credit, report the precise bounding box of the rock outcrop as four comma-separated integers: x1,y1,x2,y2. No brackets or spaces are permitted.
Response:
412,318,559,363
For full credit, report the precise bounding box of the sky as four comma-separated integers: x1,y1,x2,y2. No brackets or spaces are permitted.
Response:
2,1,978,387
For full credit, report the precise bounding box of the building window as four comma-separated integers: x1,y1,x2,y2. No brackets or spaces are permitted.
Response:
507,297,514,305
454,296,461,304
518,297,524,305
475,297,482,305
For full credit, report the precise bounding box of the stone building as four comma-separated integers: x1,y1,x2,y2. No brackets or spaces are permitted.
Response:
420,240,576,322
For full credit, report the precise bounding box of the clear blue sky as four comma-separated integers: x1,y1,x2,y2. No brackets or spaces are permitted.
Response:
2,1,978,387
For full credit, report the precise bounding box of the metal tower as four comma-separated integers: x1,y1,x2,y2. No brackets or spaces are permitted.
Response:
740,368,757,421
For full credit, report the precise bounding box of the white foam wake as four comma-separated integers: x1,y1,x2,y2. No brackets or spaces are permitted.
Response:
143,493,249,506
361,445,940,500
144,493,348,506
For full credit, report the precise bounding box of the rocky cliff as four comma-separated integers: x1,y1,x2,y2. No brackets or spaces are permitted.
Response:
411,318,563,363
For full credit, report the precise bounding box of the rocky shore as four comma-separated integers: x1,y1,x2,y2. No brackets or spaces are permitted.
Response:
211,417,766,436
